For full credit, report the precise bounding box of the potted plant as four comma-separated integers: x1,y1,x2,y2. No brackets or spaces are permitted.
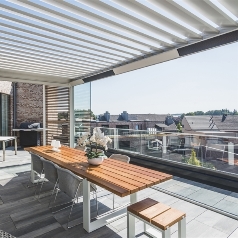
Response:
77,127,112,165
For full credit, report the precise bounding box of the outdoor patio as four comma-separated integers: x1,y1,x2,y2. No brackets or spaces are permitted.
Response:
1,148,238,238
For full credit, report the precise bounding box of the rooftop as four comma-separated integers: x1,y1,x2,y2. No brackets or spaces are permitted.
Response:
183,115,238,131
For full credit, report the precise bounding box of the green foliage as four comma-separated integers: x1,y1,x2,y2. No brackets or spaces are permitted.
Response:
202,162,216,170
58,112,68,120
180,113,185,120
194,111,204,115
181,150,216,170
233,109,238,115
74,109,95,119
176,122,183,132
187,150,201,166
184,108,238,116
86,150,104,159
186,112,195,116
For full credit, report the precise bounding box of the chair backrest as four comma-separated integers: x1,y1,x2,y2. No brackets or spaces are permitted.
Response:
110,154,130,163
31,153,43,174
42,159,58,184
57,167,83,199
75,145,86,151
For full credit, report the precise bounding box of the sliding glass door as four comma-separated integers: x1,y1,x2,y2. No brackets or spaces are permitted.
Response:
0,93,10,148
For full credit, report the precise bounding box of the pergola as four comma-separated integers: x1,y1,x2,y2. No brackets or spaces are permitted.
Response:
0,0,237,146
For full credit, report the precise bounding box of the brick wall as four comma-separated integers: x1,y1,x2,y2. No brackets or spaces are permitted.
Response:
15,83,43,127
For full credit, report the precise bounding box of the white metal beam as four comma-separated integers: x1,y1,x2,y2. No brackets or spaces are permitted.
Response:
204,0,238,26
0,19,131,60
0,45,102,71
4,0,153,53
0,8,141,57
0,63,83,78
0,69,70,86
0,53,93,73
168,0,219,33
0,29,121,63
0,38,111,67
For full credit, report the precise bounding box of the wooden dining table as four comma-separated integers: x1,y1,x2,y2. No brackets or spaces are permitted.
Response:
25,145,172,233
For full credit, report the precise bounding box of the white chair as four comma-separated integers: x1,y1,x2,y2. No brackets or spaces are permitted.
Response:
109,154,130,209
75,145,86,151
53,167,98,229
110,154,130,163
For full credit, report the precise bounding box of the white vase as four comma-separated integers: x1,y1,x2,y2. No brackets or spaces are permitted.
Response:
87,156,104,165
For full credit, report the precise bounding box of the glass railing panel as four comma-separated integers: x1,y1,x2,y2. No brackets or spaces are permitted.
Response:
88,126,238,175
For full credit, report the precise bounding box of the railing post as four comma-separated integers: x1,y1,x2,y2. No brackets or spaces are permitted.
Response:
228,142,234,165
114,128,119,149
140,131,142,154
163,135,167,154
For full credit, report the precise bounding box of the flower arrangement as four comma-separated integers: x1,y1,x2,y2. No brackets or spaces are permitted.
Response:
77,127,112,159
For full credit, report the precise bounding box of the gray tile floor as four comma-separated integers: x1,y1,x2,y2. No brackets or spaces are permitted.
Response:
0,148,238,238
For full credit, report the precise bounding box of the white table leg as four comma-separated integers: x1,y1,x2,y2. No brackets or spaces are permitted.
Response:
3,141,5,161
82,178,130,233
129,192,138,237
30,157,36,183
83,178,91,232
14,138,17,155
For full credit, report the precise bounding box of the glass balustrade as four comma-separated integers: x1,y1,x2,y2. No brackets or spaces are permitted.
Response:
93,127,238,176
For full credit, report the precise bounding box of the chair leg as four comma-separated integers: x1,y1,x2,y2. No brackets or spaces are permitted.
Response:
27,173,36,188
37,179,45,199
95,191,99,216
34,169,44,197
67,199,76,229
67,184,81,229
48,179,58,208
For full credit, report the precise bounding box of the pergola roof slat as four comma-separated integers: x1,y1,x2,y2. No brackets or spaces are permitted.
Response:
0,0,237,86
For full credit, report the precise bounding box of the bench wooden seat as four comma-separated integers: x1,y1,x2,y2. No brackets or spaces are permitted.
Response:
127,198,186,238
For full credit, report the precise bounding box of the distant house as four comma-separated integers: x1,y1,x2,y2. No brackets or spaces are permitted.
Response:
91,111,178,132
182,115,238,133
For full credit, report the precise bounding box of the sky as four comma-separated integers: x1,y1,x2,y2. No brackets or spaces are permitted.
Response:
91,41,238,115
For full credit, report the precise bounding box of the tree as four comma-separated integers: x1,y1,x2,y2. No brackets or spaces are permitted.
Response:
188,150,201,166
194,111,204,115
58,111,68,120
186,112,195,116
233,109,238,115
176,122,182,133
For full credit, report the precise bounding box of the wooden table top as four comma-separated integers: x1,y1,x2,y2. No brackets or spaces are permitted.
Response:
25,146,172,197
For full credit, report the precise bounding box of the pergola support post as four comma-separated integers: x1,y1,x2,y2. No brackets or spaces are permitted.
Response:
43,85,46,146
69,86,74,148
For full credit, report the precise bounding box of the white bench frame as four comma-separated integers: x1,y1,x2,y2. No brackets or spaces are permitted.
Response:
127,211,186,238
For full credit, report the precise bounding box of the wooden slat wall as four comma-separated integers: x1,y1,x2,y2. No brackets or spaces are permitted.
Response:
45,86,70,146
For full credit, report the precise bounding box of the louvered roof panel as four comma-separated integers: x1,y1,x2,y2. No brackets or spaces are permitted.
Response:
0,0,237,86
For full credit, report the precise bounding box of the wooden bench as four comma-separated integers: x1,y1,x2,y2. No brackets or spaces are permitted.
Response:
127,198,186,238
